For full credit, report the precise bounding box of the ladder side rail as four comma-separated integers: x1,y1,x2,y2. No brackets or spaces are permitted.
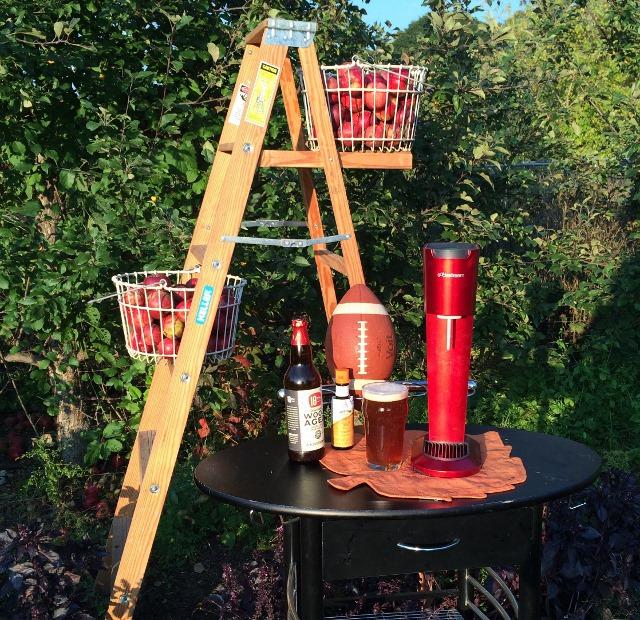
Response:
99,43,262,590
106,39,289,619
280,57,337,319
186,43,262,268
96,359,170,591
298,44,365,287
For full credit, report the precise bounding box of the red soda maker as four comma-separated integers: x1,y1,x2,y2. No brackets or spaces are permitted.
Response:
411,242,482,478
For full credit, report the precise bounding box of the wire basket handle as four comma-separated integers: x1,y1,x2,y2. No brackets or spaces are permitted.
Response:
89,266,201,305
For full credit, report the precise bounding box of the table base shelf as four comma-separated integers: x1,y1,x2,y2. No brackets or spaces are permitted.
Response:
325,611,464,620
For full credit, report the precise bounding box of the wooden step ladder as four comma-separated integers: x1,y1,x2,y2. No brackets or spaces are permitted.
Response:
101,18,412,619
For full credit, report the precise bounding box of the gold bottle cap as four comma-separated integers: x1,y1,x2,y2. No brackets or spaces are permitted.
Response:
335,368,350,385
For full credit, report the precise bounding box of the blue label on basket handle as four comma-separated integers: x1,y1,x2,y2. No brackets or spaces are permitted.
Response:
195,285,215,325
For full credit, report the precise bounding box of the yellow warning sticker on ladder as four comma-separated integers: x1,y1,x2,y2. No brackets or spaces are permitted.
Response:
245,62,280,127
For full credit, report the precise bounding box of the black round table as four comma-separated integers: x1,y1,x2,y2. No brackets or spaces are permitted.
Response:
195,425,600,620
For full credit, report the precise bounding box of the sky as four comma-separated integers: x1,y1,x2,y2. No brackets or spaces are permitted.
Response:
356,0,524,30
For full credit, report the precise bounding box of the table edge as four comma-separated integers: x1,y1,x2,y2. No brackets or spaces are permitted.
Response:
193,460,602,520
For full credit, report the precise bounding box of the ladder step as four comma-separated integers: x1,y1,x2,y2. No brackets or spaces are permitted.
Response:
259,149,412,170
241,219,307,228
264,18,316,48
315,249,347,275
219,142,234,153
245,18,316,47
221,233,349,248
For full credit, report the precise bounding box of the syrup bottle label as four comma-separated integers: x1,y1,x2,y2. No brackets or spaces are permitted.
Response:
332,396,354,448
285,388,324,452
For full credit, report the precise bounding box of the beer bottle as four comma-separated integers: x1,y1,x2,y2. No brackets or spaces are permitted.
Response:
331,368,354,449
284,318,325,462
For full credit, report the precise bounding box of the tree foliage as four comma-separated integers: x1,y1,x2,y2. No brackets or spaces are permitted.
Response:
1,0,639,616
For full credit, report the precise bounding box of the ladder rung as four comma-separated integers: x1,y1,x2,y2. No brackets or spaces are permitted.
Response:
241,220,307,228
258,149,413,170
221,233,349,248
315,250,347,275
219,142,234,153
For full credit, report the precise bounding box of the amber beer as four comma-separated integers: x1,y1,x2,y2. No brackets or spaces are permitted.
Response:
284,318,325,462
362,382,409,470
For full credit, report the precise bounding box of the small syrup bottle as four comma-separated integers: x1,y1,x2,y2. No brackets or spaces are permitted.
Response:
331,368,354,449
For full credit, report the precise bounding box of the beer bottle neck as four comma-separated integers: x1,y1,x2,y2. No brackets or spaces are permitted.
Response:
290,320,313,365
290,342,313,365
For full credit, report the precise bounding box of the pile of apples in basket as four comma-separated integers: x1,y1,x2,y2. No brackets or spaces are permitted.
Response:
113,271,245,362
304,60,427,152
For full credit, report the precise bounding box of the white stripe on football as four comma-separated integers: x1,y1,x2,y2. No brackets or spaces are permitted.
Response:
332,302,389,316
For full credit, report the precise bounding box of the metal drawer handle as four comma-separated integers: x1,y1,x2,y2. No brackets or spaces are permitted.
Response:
397,538,460,552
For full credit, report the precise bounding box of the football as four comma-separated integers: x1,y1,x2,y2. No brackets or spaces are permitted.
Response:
325,284,396,393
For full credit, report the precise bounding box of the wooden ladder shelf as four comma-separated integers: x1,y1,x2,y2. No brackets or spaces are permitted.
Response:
101,18,412,619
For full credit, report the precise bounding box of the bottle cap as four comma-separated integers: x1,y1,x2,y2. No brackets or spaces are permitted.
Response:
335,368,350,385
291,317,310,346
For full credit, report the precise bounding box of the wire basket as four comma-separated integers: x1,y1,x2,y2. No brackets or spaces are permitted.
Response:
112,269,246,363
301,58,427,152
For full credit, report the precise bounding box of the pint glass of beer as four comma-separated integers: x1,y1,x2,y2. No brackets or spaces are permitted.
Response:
362,382,409,470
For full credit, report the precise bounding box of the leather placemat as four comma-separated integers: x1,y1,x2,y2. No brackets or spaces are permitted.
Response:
320,430,526,501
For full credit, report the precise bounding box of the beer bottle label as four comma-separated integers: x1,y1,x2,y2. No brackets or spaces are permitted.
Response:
285,388,324,453
332,396,354,448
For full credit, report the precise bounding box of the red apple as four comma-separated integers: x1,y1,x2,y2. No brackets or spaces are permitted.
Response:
352,110,373,134
175,297,192,322
337,64,363,92
83,484,100,509
394,105,414,133
161,315,184,339
381,68,410,92
143,289,172,319
365,71,387,86
206,334,218,353
207,333,232,353
383,124,402,148
337,122,356,149
142,274,169,287
388,92,406,107
340,92,362,114
7,434,24,461
95,500,111,519
330,104,347,129
376,102,397,122
122,288,144,306
325,75,339,103
158,337,179,357
141,323,162,348
126,306,151,333
214,289,235,327
130,330,152,353
364,79,389,111
173,277,197,301
363,123,384,148
108,453,127,471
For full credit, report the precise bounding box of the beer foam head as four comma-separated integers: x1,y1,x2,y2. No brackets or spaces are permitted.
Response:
362,381,408,403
